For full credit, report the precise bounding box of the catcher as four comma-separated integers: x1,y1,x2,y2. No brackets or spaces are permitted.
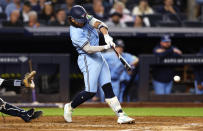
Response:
0,71,43,122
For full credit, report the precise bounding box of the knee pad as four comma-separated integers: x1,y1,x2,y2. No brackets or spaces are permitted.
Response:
0,98,6,110
102,83,115,98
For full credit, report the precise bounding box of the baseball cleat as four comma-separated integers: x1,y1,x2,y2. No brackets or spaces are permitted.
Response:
21,108,35,122
117,113,135,124
23,71,36,88
31,110,43,120
64,103,73,123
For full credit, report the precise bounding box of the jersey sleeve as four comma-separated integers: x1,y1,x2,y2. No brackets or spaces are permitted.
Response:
86,14,95,27
124,53,137,64
70,27,89,49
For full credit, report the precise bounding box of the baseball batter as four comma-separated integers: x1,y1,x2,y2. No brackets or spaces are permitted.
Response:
64,5,134,124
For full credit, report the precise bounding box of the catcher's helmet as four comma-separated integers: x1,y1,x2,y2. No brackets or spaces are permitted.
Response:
69,5,87,24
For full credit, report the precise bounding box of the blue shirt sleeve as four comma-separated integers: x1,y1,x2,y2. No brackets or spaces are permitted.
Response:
70,26,89,49
0,6,2,13
153,46,181,57
123,53,136,64
5,4,12,19
111,63,124,80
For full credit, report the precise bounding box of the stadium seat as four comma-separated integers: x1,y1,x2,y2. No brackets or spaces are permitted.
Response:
152,5,162,13
0,13,6,20
182,21,203,27
1,21,7,27
157,21,180,27
127,3,137,12
165,14,182,26
179,13,187,21
142,14,163,27
126,21,134,27
38,20,47,25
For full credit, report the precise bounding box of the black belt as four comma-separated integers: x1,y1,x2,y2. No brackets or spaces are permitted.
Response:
78,53,86,55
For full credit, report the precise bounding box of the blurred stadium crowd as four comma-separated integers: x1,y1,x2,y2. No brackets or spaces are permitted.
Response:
0,0,203,28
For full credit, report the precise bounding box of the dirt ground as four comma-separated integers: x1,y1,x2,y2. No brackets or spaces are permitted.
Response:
0,116,203,131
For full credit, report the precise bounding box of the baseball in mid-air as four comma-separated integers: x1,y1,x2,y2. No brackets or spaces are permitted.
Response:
174,75,181,82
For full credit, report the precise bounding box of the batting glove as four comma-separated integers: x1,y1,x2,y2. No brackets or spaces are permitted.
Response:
110,41,116,48
104,34,113,45
104,44,111,50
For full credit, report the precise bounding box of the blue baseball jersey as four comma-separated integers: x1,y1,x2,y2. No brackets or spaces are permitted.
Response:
70,17,99,54
102,51,124,80
69,17,111,93
120,53,136,81
102,51,137,98
103,51,136,81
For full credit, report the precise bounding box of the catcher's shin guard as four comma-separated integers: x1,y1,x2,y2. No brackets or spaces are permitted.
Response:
0,99,34,122
0,98,6,110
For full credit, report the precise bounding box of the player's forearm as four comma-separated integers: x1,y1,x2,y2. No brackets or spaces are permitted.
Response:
83,46,105,54
89,16,115,47
83,43,109,54
95,22,108,35
100,27,108,35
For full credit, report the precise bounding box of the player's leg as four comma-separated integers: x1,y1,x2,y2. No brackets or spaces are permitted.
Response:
97,86,105,102
165,81,173,94
194,81,203,94
0,98,42,122
72,63,99,106
152,80,165,94
119,81,126,102
111,80,120,98
64,57,100,122
99,61,134,124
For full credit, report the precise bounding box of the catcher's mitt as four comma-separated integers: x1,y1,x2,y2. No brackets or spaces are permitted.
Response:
23,71,36,88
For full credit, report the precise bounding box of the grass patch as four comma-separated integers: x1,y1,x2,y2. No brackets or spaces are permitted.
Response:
32,107,203,117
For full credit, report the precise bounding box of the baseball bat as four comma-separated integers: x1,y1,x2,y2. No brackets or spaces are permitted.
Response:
28,59,37,102
112,47,132,71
